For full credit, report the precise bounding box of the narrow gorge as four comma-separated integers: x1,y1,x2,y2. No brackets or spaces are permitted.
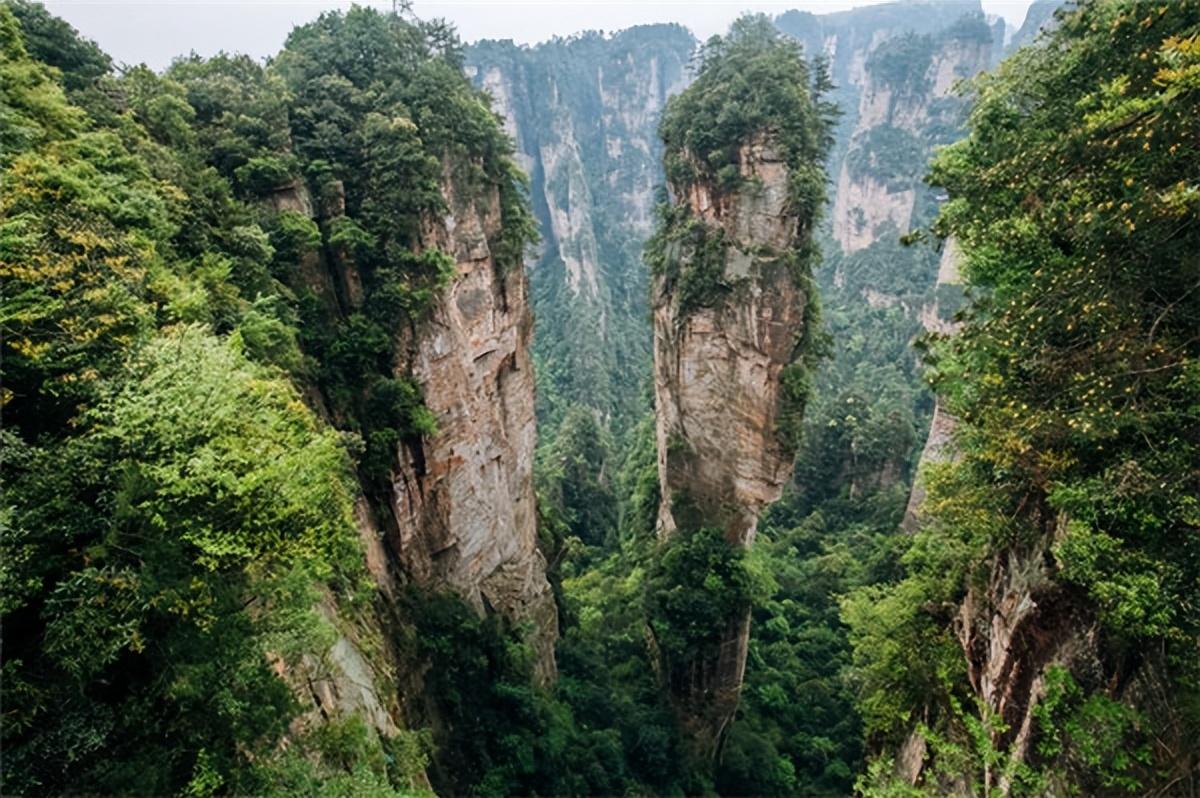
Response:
3,1,1197,796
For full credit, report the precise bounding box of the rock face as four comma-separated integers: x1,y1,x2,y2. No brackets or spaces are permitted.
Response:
831,30,994,254
952,514,1096,795
466,27,695,430
652,138,814,755
279,157,558,703
1007,0,1062,52
775,0,998,252
901,237,964,532
894,234,1080,790
390,174,558,683
653,140,810,547
892,509,1102,795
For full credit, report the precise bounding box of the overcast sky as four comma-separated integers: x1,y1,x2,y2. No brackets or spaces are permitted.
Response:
43,0,1038,70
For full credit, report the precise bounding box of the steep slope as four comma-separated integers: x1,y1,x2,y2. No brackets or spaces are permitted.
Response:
900,237,963,532
767,1,1001,545
1007,0,1062,50
1,6,558,794
466,26,695,435
0,7,425,794
267,9,558,686
848,2,1200,793
829,18,995,255
651,133,812,547
645,17,833,759
369,167,558,681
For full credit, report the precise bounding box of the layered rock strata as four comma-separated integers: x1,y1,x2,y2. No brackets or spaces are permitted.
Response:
652,138,815,756
392,173,558,683
653,139,810,547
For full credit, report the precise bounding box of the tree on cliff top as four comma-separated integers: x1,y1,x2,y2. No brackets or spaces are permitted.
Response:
659,13,837,204
647,14,837,321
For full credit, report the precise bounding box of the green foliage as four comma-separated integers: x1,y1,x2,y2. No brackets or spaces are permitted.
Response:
6,0,109,97
942,11,996,45
715,508,906,797
659,14,836,199
537,405,619,551
846,0,1200,789
0,8,465,795
644,199,734,315
1032,666,1152,793
100,326,355,569
470,27,693,443
865,33,935,96
265,209,322,268
924,0,1200,645
256,6,535,487
1,326,360,795
234,154,296,194
247,716,432,798
646,526,755,666
407,587,694,797
846,125,926,189
652,19,835,315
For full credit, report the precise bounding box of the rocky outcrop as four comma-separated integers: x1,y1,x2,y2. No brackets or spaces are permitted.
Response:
833,167,917,254
652,137,816,756
892,510,1103,794
387,171,558,684
902,238,964,532
832,30,993,254
1007,0,1062,52
653,140,809,547
952,513,1096,795
277,156,558,695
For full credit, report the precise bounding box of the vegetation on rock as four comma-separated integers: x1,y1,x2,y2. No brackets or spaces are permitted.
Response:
848,1,1200,793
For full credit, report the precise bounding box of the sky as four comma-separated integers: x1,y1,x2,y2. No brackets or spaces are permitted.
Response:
43,0,1038,70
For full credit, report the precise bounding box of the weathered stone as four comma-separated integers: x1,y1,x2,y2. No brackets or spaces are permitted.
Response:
832,37,991,254
902,237,963,532
385,170,558,685
652,138,813,757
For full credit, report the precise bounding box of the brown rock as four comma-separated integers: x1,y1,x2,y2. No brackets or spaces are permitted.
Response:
652,138,814,757
386,170,558,684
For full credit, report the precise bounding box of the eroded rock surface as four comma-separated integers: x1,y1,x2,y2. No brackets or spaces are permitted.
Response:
388,173,558,683
902,238,965,532
652,138,815,756
654,141,810,547
465,28,695,424
832,34,993,254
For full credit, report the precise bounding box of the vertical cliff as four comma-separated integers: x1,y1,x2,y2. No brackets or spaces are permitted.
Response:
860,3,1200,792
645,17,832,760
651,137,812,548
900,237,963,532
767,3,1003,543
829,18,995,256
466,27,695,433
284,165,559,684
775,1,996,253
266,2,559,722
391,172,558,682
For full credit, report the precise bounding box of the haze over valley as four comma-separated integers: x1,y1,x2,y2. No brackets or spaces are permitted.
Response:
2,0,1197,795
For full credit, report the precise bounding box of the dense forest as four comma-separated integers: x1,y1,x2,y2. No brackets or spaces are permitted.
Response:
1,0,1198,796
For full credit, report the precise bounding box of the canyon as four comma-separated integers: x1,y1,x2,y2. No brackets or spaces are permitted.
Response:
10,0,1194,794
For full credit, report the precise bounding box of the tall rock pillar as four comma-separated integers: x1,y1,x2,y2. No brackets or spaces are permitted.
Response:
652,137,811,548
646,17,830,760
